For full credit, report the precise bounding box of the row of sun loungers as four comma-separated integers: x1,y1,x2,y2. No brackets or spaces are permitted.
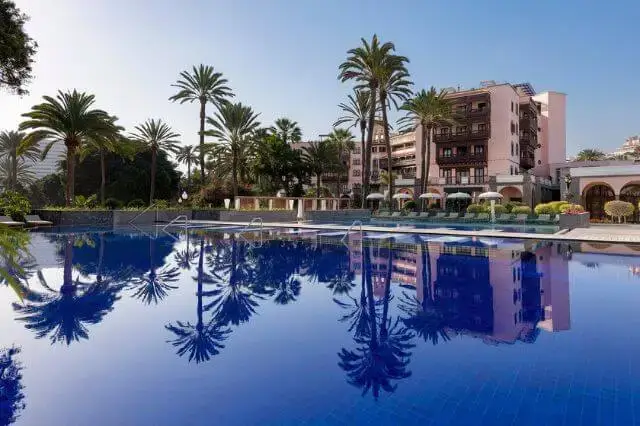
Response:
375,211,559,224
0,215,53,228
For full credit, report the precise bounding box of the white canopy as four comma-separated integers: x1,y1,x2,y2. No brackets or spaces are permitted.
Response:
447,192,472,199
366,193,385,200
419,192,442,199
392,193,412,200
478,191,503,200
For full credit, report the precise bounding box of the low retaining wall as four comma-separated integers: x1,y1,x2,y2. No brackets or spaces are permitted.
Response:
559,212,590,229
36,210,113,226
306,209,371,222
218,210,296,222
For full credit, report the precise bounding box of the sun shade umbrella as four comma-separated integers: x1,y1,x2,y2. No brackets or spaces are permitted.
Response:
419,192,442,199
366,193,385,200
478,191,503,200
392,193,412,200
447,192,472,199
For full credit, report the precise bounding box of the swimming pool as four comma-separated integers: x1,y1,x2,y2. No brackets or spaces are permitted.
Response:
2,227,640,425
366,219,559,234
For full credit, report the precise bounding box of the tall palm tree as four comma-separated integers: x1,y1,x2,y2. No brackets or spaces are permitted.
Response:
399,88,455,196
326,128,355,196
175,145,199,188
270,118,302,144
130,119,180,205
79,116,125,205
169,64,234,185
302,140,339,198
206,102,260,197
334,90,373,207
339,35,411,208
0,156,35,189
575,149,606,162
19,90,119,205
0,130,39,191
166,239,231,363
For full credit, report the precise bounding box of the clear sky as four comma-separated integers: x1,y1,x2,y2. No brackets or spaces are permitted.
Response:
2,0,639,156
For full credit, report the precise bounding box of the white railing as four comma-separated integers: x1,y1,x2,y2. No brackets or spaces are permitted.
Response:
341,220,363,244
128,203,157,224
161,215,189,231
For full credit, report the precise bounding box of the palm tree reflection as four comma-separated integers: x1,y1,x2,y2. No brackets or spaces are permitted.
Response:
166,239,230,363
0,346,26,425
129,238,179,305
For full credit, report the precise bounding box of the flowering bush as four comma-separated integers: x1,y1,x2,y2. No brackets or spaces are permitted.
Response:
604,200,634,223
548,201,570,213
534,203,555,215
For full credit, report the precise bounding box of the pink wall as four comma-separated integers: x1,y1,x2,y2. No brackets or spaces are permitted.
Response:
532,92,566,170
487,85,521,176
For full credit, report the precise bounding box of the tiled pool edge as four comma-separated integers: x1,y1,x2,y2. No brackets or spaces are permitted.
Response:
177,220,640,245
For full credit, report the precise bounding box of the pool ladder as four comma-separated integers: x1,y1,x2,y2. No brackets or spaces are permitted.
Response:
341,220,363,244
238,217,264,248
162,215,189,231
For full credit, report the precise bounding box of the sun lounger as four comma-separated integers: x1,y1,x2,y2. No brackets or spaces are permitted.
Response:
25,214,53,226
406,211,418,218
377,211,390,218
534,214,551,223
514,214,529,222
443,212,460,220
0,215,24,227
391,211,403,218
419,212,431,219
476,213,490,222
430,212,448,221
461,213,476,222
552,215,560,223
496,213,514,223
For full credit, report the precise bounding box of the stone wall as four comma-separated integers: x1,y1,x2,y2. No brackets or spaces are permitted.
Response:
218,210,296,222
36,210,113,226
306,209,371,222
559,212,590,229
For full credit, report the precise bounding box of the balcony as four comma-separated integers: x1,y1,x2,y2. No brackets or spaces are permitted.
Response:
438,176,488,185
520,152,535,170
467,107,491,117
437,151,487,165
496,174,524,184
434,128,490,143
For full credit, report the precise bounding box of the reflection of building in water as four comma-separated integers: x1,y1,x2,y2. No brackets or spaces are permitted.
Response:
348,237,571,344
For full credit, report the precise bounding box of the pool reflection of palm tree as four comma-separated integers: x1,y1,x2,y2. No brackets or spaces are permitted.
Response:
129,238,179,305
13,236,123,345
204,235,265,326
399,243,450,345
166,239,231,363
0,228,36,300
0,346,26,425
338,244,414,400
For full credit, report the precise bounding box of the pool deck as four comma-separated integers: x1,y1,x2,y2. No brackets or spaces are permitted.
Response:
177,220,640,245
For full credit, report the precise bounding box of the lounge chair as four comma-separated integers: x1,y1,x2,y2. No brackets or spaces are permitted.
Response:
391,211,403,218
406,211,419,218
430,212,448,221
514,214,529,222
418,212,431,219
25,214,53,226
377,211,390,218
552,215,560,224
534,214,551,223
496,213,514,223
476,213,490,222
443,212,460,220
461,212,476,222
0,215,24,227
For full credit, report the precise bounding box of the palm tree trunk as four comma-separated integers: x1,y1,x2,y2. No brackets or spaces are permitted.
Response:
65,142,78,207
426,126,433,207
316,173,321,198
149,148,157,206
363,244,377,347
364,89,377,206
232,145,238,197
187,158,191,188
196,239,204,330
419,123,427,197
97,234,105,284
11,150,17,191
380,94,393,208
381,244,392,337
360,120,366,208
61,236,74,293
199,99,206,186
100,148,106,205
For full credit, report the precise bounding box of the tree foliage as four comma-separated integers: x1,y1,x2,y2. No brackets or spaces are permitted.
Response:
0,0,37,95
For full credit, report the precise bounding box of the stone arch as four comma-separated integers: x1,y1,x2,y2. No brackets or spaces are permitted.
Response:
582,183,615,220
619,182,640,222
499,186,523,202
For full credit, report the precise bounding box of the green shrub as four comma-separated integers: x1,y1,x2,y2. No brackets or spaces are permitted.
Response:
0,191,31,221
466,204,485,213
559,203,584,214
548,201,569,213
512,206,532,215
154,199,169,209
127,199,145,208
73,194,98,209
534,203,555,215
403,200,417,211
491,204,507,214
104,198,123,210
604,200,634,222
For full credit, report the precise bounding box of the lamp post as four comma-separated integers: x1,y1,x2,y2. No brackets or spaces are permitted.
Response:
564,174,572,200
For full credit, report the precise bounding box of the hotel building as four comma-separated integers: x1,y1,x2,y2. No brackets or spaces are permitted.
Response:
347,81,567,206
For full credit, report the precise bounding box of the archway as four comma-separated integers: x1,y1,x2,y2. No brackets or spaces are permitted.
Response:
499,186,523,203
620,183,640,222
583,184,615,220
425,187,442,209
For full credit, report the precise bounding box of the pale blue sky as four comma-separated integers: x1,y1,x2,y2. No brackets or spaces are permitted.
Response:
2,0,639,155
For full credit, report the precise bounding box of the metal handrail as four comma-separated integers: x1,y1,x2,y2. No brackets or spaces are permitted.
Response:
341,220,363,244
128,203,157,224
238,217,264,248
243,217,263,232
162,215,188,231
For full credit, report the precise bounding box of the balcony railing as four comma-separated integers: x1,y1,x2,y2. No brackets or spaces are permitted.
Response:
434,128,490,142
519,152,535,170
439,176,488,185
437,152,487,165
467,107,490,117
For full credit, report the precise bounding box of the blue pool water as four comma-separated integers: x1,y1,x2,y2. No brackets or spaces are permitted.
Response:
2,227,640,425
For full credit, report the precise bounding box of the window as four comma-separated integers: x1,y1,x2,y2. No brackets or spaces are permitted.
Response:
511,101,514,112
441,169,452,178
511,142,514,156
516,104,519,114
511,121,516,134
457,146,468,156
456,126,467,135
474,168,484,181
515,143,519,156
477,123,487,132
353,147,361,154
510,166,513,175
379,146,386,153
353,169,361,177
443,148,452,157
441,127,450,135
353,158,361,166
474,145,484,155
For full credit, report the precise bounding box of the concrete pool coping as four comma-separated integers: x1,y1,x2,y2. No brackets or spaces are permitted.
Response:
169,220,640,245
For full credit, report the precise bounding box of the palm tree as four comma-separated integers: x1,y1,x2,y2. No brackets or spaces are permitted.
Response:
0,130,39,191
302,140,339,198
19,90,119,205
0,156,35,189
575,149,605,161
166,239,231,363
326,128,355,196
206,102,260,197
339,35,411,207
270,118,302,144
169,64,234,185
175,145,199,188
130,119,180,205
128,238,180,305
399,88,455,196
335,90,373,207
79,116,125,205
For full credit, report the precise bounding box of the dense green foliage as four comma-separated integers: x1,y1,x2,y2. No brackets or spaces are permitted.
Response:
0,0,37,95
403,200,416,211
511,206,532,215
0,191,30,221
